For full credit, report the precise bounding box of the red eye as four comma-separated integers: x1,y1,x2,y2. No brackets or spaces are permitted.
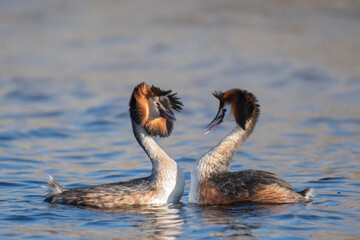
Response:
156,102,160,106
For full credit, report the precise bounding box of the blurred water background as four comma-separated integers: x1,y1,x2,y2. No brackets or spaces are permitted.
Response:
0,0,359,239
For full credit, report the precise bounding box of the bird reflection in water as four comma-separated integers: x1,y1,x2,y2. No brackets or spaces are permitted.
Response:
189,202,293,238
80,203,185,240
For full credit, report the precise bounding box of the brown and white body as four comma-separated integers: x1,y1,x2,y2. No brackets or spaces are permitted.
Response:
45,83,185,208
189,88,313,205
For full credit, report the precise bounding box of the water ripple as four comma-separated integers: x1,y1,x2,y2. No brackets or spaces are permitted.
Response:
28,128,70,138
0,131,27,141
5,90,51,102
0,157,42,164
0,182,24,187
4,215,35,222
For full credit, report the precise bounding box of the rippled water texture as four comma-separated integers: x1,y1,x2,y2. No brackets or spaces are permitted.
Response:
1,1,360,239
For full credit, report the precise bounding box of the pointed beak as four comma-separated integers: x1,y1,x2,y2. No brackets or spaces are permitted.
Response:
159,107,176,123
203,110,225,135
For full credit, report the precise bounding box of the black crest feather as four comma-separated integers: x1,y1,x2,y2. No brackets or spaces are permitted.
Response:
129,82,145,126
213,91,224,102
129,83,183,137
150,85,183,112
234,89,260,131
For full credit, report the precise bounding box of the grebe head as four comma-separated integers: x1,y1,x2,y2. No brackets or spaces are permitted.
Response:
129,82,183,137
204,88,260,134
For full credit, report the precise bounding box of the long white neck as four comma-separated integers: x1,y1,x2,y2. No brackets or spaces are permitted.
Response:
189,121,255,203
131,119,185,203
131,120,176,180
192,119,256,179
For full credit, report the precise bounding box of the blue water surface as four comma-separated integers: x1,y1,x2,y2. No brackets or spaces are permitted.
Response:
1,1,360,239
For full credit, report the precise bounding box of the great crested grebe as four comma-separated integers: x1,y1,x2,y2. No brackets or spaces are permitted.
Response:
189,88,313,205
45,83,185,208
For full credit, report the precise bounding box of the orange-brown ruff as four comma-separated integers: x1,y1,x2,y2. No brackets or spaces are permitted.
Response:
45,83,185,208
189,88,313,205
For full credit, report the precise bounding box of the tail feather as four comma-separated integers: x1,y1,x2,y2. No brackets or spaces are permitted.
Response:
298,187,314,202
47,175,66,196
